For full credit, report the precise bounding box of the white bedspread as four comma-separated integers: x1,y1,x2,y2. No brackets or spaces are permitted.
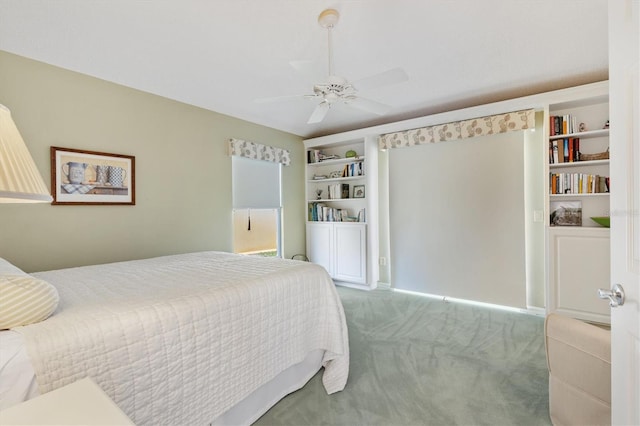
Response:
16,251,349,425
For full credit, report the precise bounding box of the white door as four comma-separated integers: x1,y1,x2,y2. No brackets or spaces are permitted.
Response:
608,1,640,424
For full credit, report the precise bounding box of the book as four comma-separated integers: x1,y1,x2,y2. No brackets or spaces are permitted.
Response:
307,149,321,163
568,138,574,162
341,183,349,199
552,140,559,164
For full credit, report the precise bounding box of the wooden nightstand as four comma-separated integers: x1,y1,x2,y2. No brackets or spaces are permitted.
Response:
0,377,134,425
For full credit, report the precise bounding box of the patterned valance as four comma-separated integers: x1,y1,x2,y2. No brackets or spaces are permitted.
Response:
228,138,291,166
379,109,535,150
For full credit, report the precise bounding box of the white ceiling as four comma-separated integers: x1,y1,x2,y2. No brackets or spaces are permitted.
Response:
0,1,608,139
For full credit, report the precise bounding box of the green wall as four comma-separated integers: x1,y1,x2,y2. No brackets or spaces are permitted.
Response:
0,51,305,272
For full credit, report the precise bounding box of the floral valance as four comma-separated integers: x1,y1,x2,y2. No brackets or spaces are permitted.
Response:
228,138,291,166
378,109,535,150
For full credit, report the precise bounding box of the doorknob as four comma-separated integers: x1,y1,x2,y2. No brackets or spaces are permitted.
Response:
598,284,625,307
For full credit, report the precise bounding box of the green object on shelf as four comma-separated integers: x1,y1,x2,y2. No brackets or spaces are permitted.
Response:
590,216,610,227
345,150,357,158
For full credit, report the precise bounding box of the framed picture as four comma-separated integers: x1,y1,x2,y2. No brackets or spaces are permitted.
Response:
550,200,582,226
353,185,365,198
50,146,135,205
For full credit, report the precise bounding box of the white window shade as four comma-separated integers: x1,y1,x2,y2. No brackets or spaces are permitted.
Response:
232,156,281,209
388,131,527,308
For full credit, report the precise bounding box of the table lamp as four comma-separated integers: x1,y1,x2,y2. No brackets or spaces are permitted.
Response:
0,104,53,203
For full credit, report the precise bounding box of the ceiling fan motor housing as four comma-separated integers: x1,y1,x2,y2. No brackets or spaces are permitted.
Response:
318,9,339,28
313,75,356,103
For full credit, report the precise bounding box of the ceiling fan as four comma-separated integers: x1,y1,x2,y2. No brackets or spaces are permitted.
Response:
255,9,409,124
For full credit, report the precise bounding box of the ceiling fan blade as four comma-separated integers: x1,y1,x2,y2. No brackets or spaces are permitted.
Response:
352,67,409,92
254,94,310,104
307,102,330,124
346,97,392,116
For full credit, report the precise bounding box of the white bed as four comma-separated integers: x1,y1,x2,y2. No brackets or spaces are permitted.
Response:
0,251,349,425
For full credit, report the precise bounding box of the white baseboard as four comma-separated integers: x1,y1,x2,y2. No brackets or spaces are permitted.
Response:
334,280,376,291
526,306,547,317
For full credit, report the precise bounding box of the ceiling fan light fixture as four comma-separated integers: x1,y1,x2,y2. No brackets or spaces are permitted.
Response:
325,92,339,102
318,9,339,29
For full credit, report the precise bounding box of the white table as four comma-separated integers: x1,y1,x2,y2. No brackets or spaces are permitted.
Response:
0,377,134,425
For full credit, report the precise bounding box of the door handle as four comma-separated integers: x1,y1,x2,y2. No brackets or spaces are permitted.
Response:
598,284,625,307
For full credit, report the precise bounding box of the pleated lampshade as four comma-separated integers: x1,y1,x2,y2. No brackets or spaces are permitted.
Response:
0,104,53,203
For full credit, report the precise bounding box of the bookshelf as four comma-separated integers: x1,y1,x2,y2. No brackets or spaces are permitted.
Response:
548,102,610,228
545,83,611,324
304,137,377,289
306,146,367,223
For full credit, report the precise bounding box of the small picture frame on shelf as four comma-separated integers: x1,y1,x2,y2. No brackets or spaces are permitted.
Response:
353,185,365,198
550,200,582,226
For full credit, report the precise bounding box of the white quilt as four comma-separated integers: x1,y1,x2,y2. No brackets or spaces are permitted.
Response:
16,252,349,425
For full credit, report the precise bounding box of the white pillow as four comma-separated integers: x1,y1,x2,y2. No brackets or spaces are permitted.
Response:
0,275,59,329
0,258,28,276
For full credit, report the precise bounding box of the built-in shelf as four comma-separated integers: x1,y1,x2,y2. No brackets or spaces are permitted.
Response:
549,159,609,169
307,176,364,183
307,156,365,167
305,138,375,290
549,128,609,141
546,82,611,325
308,198,364,202
549,193,609,198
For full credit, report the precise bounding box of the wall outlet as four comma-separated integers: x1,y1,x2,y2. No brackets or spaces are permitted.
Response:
379,257,387,266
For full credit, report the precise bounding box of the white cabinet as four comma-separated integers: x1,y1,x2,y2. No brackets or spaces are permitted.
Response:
547,227,611,324
306,222,367,285
303,135,378,290
333,223,367,283
306,222,333,275
545,82,611,324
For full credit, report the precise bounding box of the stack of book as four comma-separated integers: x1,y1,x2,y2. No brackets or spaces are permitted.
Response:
308,203,351,222
327,183,349,199
307,149,321,163
549,173,610,194
550,114,579,135
341,162,364,177
549,138,580,163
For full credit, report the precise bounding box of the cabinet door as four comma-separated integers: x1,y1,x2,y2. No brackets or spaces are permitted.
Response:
306,223,334,275
548,227,611,323
333,223,366,284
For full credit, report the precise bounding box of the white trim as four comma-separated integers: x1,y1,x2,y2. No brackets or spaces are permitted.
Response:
393,288,540,316
304,81,608,147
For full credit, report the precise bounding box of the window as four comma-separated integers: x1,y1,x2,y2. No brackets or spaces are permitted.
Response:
232,208,280,256
231,156,282,257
